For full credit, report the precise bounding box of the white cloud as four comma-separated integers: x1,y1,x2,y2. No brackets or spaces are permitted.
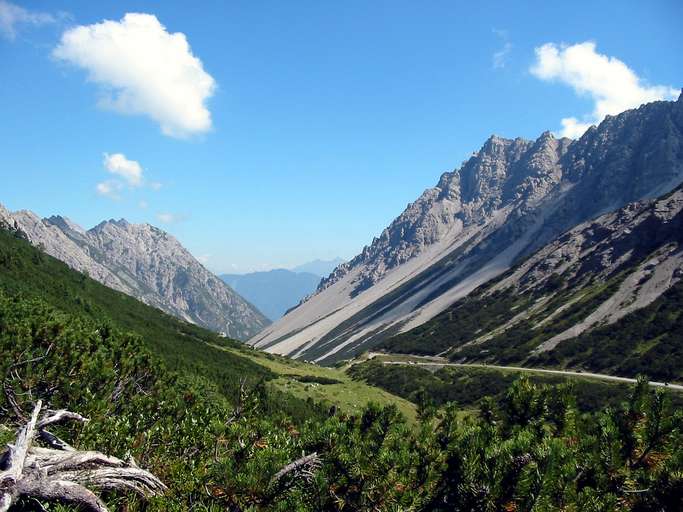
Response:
558,118,594,140
96,153,152,201
138,200,148,209
95,180,123,200
531,41,678,138
0,0,54,40
149,181,163,191
103,152,143,186
492,29,512,69
53,13,216,138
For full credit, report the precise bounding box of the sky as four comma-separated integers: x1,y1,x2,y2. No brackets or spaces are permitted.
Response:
1,1,681,274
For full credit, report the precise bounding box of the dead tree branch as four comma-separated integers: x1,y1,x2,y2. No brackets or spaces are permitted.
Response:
0,401,166,511
270,452,321,487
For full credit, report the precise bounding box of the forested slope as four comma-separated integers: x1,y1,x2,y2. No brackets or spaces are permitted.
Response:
1,227,682,510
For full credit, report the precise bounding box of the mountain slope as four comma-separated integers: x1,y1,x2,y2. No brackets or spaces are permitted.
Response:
220,269,321,320
251,93,683,363
0,226,413,418
380,184,683,381
4,258,681,510
0,208,269,339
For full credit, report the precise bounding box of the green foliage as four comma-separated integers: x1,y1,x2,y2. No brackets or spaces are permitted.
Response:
0,227,328,422
2,293,682,510
347,360,655,413
2,228,682,510
452,275,629,365
282,374,343,385
532,280,683,382
378,287,525,356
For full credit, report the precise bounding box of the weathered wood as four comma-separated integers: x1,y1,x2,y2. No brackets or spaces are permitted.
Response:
0,401,166,511
0,400,42,490
16,477,108,512
38,409,89,429
34,408,88,452
59,467,167,497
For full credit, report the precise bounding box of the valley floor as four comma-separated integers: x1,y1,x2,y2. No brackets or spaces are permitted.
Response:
210,344,417,421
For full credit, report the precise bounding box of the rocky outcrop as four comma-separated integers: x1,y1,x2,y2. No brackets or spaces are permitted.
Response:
0,210,269,340
379,183,683,368
252,92,683,364
317,133,571,296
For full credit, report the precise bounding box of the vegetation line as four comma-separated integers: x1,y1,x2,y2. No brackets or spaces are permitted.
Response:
380,360,683,391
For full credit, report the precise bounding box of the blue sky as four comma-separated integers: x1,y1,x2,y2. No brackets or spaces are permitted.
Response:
1,1,681,273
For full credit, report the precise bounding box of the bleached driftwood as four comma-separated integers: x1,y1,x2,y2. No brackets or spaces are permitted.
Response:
0,401,166,511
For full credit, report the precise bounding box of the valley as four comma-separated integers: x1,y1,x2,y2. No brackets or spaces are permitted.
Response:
253,94,683,367
3,218,681,510
2,17,681,507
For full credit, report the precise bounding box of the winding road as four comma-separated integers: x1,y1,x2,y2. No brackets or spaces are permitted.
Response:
367,353,683,392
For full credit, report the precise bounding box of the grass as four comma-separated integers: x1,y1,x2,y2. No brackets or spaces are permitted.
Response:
212,345,417,422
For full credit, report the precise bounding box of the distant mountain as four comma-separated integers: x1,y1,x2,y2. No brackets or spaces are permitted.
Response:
251,92,683,363
291,258,345,277
220,269,321,320
0,209,269,339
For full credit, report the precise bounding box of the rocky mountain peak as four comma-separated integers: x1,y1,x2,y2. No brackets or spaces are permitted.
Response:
0,208,269,339
258,96,683,364
557,94,683,224
315,130,568,296
93,218,130,230
46,215,86,236
458,136,533,205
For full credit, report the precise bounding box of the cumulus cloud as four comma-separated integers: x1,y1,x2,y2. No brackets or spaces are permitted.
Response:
103,152,143,186
530,41,678,138
492,29,512,69
53,13,216,138
96,152,155,200
0,0,55,40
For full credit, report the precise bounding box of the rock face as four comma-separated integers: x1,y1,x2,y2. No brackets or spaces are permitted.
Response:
317,133,572,296
0,210,269,340
251,92,683,364
381,183,683,362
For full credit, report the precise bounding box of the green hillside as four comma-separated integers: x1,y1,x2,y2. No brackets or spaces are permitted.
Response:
2,227,682,511
0,227,411,420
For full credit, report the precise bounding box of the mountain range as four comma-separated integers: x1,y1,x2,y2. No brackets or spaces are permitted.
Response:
0,210,269,339
291,258,346,276
251,92,683,364
220,259,345,321
220,268,322,320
